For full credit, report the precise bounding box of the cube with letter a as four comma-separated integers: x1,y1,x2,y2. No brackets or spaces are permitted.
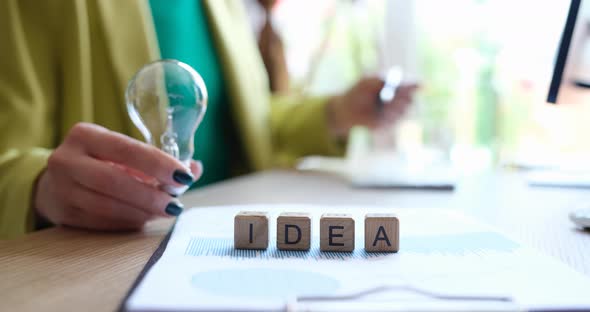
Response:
234,211,269,250
277,212,311,251
364,213,399,252
320,213,355,252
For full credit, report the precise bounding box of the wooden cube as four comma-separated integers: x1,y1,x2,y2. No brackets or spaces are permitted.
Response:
364,213,399,252
277,212,311,251
320,213,355,252
234,211,269,249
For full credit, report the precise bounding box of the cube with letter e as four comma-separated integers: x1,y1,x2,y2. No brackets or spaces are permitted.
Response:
234,211,269,250
364,213,399,252
320,213,355,252
277,212,311,251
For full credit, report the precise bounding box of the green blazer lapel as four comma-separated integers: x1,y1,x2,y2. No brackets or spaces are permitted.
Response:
94,0,160,141
204,0,273,170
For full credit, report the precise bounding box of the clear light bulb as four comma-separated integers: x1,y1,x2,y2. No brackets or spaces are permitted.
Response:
126,59,207,193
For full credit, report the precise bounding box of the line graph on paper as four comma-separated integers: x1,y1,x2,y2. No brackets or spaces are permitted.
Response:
183,232,519,260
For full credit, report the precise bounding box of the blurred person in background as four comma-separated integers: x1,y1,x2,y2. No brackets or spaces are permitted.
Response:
0,0,417,238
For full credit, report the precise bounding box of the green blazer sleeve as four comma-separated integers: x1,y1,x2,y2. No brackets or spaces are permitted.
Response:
0,1,57,238
270,95,343,167
0,0,157,239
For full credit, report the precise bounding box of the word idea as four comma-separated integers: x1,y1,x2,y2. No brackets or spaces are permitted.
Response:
233,211,399,253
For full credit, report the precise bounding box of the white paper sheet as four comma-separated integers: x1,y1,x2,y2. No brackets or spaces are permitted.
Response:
126,205,590,311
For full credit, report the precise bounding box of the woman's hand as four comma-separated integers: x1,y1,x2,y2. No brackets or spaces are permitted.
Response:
327,77,419,139
34,123,202,231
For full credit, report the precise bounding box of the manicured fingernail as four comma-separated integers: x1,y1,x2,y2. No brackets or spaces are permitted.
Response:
173,170,194,185
165,201,184,216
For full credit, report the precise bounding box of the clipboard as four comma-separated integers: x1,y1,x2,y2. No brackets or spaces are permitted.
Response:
117,228,174,312
118,206,590,312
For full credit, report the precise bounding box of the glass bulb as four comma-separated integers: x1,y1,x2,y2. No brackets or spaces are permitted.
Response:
126,60,207,192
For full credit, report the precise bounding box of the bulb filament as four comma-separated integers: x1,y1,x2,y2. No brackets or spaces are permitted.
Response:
161,109,180,159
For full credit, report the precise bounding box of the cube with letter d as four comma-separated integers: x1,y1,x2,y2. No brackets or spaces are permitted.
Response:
234,211,269,250
320,213,355,252
277,212,311,251
364,213,399,252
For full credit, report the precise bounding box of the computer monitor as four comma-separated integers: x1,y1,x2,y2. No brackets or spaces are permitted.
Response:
547,0,585,103
545,0,590,229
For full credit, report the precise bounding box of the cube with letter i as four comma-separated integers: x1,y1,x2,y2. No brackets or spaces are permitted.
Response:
234,211,269,250
277,212,311,251
364,213,399,252
320,213,355,252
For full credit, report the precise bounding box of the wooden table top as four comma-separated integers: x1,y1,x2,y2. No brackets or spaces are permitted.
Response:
1,169,589,312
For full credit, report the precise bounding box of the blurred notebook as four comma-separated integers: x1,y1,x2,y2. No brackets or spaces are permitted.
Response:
526,169,590,188
350,164,456,190
297,156,456,190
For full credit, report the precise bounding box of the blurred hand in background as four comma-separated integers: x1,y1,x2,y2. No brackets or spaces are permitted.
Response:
327,78,419,139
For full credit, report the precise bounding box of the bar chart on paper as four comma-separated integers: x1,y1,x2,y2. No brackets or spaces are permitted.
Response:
183,231,519,260
126,205,590,312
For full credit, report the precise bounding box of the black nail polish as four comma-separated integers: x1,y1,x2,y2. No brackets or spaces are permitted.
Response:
173,170,194,185
165,202,183,216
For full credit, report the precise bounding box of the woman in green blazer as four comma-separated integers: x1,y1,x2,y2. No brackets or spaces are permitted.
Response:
0,0,416,238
